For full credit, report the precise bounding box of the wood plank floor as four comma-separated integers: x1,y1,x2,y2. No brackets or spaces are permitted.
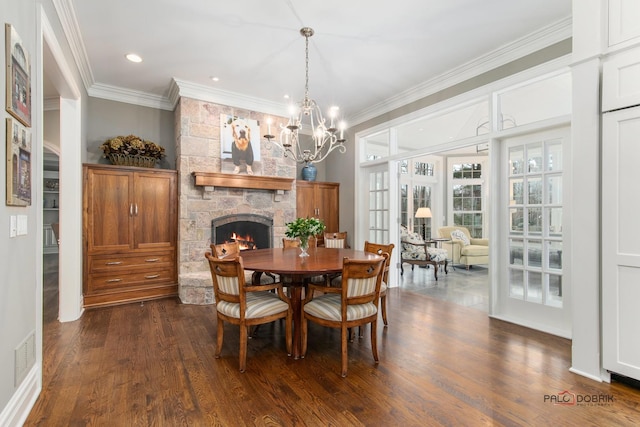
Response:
27,274,640,426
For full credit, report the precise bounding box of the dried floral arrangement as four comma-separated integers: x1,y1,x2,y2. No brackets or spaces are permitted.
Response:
100,134,165,159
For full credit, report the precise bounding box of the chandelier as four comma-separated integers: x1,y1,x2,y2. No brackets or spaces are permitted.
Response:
264,27,346,164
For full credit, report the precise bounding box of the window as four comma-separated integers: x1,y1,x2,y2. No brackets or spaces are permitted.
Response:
413,185,431,239
450,162,484,238
414,162,434,176
452,163,481,179
400,159,436,238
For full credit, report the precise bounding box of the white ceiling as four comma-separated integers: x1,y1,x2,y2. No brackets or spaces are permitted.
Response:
65,0,571,126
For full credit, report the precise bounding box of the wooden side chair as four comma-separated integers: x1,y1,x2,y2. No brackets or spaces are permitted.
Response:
363,241,395,326
205,253,292,372
210,241,240,259
282,238,323,284
282,237,300,248
282,236,317,249
324,231,348,248
301,255,386,377
211,241,275,284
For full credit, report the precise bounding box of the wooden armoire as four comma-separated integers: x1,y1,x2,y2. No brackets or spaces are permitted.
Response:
82,164,178,307
296,181,339,246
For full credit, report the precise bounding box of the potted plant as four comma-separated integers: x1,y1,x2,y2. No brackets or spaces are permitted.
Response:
100,134,165,168
285,217,326,257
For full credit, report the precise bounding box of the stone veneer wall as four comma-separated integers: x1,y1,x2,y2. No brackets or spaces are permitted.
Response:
175,97,296,304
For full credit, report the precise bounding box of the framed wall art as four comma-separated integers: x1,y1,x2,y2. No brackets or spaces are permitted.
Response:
5,23,31,127
220,114,261,175
6,117,32,206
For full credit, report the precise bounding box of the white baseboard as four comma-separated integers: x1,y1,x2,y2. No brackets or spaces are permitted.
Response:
0,366,41,427
569,366,605,383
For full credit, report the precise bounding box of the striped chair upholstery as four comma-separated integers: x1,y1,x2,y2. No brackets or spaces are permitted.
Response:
324,232,348,248
205,253,292,372
301,255,386,377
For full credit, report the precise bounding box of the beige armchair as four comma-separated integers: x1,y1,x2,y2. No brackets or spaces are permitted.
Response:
437,226,488,269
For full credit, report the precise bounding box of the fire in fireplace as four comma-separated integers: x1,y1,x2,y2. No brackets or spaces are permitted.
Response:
212,214,273,250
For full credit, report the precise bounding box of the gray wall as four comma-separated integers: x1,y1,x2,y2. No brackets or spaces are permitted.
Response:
86,98,176,169
327,39,572,243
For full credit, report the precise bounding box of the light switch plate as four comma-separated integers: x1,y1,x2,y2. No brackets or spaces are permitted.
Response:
17,215,27,236
10,216,17,237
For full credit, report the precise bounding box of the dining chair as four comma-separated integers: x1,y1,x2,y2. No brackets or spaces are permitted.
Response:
282,237,324,284
283,236,317,249
301,254,386,377
211,241,275,284
324,231,348,248
205,253,292,372
210,241,241,259
363,241,395,326
282,237,300,248
323,232,348,286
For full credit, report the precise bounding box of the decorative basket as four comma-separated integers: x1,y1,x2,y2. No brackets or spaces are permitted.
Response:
108,153,157,168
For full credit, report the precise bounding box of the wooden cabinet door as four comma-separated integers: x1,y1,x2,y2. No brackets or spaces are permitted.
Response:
316,182,339,233
296,181,339,245
84,167,134,252
133,171,177,250
296,182,316,218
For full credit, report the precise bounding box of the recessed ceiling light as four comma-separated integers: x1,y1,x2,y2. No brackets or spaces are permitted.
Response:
284,94,290,100
210,76,219,82
125,53,142,63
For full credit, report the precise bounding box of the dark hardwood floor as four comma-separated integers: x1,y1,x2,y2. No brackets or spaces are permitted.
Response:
29,258,640,426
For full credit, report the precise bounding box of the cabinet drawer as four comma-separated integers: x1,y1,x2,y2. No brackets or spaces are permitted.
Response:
87,268,175,292
88,252,174,273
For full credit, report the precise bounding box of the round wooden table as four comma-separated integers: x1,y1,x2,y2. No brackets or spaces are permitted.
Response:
240,247,383,359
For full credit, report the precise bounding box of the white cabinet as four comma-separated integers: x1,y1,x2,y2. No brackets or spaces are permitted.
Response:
608,0,640,47
602,106,640,381
602,49,640,112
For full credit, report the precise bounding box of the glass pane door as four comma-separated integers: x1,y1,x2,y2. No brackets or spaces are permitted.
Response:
495,127,571,337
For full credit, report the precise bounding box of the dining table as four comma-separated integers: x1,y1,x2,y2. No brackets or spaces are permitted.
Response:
240,246,383,359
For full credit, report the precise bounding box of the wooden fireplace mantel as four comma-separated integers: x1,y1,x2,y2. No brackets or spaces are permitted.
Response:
192,172,294,191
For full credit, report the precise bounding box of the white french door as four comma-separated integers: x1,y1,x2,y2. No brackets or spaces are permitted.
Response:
494,127,571,337
361,162,398,286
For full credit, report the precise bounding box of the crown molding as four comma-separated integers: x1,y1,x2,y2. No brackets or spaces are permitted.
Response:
52,0,94,91
348,17,573,126
88,83,174,111
170,78,289,117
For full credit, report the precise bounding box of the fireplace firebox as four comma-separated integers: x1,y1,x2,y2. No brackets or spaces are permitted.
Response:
212,214,273,250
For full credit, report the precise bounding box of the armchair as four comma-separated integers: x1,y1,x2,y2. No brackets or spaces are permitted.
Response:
399,226,448,280
437,226,488,269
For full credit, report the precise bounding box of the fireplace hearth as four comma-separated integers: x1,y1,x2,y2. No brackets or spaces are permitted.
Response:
212,214,273,250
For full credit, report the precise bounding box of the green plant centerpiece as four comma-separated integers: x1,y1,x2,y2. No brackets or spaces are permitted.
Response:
100,134,165,168
285,217,326,257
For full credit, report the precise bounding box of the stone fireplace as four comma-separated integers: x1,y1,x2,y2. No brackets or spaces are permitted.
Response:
175,96,297,304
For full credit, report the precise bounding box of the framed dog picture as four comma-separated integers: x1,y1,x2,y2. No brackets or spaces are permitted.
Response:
6,117,32,206
220,114,261,175
5,23,31,127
